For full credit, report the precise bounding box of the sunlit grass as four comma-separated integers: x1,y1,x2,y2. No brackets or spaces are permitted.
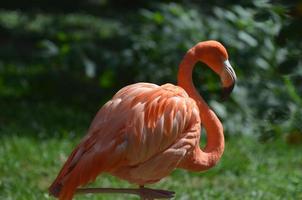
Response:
1,134,301,200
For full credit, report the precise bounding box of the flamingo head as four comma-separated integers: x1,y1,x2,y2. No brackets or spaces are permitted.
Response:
195,40,237,99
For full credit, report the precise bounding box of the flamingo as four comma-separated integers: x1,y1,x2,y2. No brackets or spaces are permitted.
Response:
49,40,237,200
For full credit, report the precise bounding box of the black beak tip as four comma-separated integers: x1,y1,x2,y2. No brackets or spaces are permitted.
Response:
221,84,235,101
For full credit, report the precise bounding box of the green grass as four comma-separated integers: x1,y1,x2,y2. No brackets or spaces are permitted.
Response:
0,102,302,200
1,134,302,200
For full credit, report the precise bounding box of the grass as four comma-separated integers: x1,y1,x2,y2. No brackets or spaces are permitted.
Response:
0,102,302,200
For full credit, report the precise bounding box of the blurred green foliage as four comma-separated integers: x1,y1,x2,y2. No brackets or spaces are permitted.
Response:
0,0,301,140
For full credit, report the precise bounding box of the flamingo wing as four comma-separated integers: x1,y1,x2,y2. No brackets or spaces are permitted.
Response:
49,82,201,200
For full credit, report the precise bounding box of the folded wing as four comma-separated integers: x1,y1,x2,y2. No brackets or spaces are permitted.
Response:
49,83,201,200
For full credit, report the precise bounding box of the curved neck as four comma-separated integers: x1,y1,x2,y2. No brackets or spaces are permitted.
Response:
177,48,224,171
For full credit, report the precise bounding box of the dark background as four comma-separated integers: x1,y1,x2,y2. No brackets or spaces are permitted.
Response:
1,0,301,140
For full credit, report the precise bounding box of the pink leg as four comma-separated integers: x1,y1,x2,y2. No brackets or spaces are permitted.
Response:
76,185,175,199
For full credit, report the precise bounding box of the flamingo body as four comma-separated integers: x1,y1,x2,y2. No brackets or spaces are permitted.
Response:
50,83,201,199
49,41,237,200
108,83,201,184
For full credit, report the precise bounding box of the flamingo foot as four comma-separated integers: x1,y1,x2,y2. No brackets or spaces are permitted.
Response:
138,185,175,200
76,186,175,199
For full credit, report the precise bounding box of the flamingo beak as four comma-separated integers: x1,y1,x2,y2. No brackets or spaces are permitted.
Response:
221,60,237,100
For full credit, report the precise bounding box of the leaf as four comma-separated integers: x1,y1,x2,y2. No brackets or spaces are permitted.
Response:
83,57,96,78
238,31,258,47
99,70,115,88
283,76,302,105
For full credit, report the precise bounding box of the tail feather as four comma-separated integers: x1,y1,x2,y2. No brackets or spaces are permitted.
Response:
48,143,85,199
49,182,63,198
49,133,124,200
48,148,111,199
50,154,108,200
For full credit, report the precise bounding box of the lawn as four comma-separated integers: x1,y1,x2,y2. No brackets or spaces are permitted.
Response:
0,103,301,200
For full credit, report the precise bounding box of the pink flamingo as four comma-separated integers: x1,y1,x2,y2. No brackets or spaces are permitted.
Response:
49,40,237,200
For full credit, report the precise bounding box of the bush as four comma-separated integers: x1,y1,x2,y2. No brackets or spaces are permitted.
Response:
0,0,301,139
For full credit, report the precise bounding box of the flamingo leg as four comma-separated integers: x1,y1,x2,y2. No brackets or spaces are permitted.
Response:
76,185,175,199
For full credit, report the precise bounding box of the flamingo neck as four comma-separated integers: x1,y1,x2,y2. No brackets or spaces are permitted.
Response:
177,48,224,171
